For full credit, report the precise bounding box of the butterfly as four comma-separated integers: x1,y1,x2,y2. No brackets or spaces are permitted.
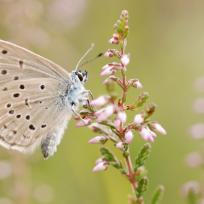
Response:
0,40,91,159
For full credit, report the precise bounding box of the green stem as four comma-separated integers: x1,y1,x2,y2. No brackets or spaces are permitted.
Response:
124,149,137,196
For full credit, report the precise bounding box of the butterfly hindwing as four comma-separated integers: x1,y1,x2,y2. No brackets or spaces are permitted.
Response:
0,77,71,153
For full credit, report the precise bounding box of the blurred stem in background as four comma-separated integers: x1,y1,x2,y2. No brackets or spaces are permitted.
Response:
12,153,31,204
182,77,204,204
0,152,31,204
75,10,165,204
0,151,54,204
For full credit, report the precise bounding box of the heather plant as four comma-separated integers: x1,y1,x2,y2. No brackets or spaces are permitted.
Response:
182,77,204,204
75,10,166,204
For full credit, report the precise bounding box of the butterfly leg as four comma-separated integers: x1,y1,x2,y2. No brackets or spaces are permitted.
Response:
71,105,88,125
86,90,94,100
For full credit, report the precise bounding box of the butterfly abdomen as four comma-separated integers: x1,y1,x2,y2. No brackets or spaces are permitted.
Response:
41,116,69,159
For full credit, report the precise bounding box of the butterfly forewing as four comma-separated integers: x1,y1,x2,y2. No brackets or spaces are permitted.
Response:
0,40,70,81
0,40,72,155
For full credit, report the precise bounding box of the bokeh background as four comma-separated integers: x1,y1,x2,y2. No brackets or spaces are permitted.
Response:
0,0,204,204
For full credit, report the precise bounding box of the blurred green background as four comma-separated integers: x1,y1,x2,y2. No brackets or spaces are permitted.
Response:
0,0,204,204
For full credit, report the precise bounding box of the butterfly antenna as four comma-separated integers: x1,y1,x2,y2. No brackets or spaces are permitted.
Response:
75,43,95,71
80,52,103,67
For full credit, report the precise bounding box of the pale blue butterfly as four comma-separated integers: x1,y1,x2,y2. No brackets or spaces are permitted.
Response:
0,40,92,158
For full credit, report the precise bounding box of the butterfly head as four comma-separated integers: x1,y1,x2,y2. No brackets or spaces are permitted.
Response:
72,70,88,84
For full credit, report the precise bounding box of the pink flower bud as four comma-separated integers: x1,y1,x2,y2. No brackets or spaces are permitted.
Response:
100,65,113,76
95,158,104,164
104,49,114,57
139,126,157,142
95,105,115,122
92,161,108,172
117,111,127,123
88,136,108,144
76,118,91,127
109,33,120,44
150,122,167,135
131,79,143,89
134,114,144,125
90,96,110,107
121,54,130,66
114,119,121,129
115,141,125,150
124,130,134,144
88,123,102,132
102,64,112,70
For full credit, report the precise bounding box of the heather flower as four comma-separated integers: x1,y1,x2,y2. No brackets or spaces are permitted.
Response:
92,160,108,172
104,49,118,58
95,157,104,164
124,130,134,144
114,118,121,129
117,111,127,123
139,126,157,142
101,62,121,70
88,123,112,136
101,62,124,76
109,33,120,44
115,141,125,150
100,64,114,76
134,114,144,126
121,54,130,66
90,95,110,107
104,49,114,57
76,118,91,127
149,122,167,135
129,79,143,89
88,136,108,144
95,105,115,122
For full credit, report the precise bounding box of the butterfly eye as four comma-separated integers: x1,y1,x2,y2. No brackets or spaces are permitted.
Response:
77,73,83,81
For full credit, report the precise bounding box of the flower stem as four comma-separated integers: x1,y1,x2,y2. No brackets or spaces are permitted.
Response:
121,70,128,103
124,148,137,196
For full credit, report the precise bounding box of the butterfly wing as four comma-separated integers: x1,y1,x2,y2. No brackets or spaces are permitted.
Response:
0,40,70,81
0,40,72,156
